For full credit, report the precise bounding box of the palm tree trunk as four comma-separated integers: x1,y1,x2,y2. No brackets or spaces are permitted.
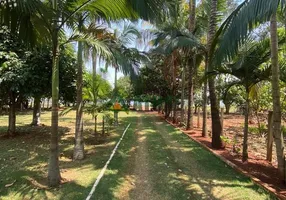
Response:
270,12,285,181
114,67,119,126
92,50,98,134
8,92,16,136
31,96,41,126
180,66,186,125
102,115,105,136
94,115,97,134
186,58,194,130
202,59,208,137
186,0,196,130
172,53,177,124
48,7,61,185
242,88,249,162
208,0,224,149
74,17,85,160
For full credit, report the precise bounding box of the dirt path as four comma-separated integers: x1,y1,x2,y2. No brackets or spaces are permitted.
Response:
129,116,160,199
95,112,276,200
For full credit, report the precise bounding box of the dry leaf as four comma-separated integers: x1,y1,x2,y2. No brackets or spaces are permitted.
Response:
5,180,16,188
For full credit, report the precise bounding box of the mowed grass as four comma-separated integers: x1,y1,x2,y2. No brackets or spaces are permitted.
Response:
0,110,134,200
0,111,278,200
91,113,277,200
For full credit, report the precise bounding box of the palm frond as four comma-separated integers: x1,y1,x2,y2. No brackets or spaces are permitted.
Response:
212,0,280,66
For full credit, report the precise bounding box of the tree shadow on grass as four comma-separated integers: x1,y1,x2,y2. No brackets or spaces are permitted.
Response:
0,125,70,138
146,116,277,199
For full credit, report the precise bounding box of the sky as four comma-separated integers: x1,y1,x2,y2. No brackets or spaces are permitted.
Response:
84,19,153,87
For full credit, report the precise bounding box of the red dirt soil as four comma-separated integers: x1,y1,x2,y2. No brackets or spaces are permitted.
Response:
157,112,286,200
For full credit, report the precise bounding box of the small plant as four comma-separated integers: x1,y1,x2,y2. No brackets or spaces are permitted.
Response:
220,135,231,145
248,126,259,134
102,112,114,135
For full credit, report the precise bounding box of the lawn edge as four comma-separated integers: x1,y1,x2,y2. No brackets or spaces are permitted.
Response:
161,115,285,200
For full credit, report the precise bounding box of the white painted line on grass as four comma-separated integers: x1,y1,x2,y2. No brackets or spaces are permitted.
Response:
85,123,131,200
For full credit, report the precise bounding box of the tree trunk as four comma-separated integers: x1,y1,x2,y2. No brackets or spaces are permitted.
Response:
8,93,16,136
42,98,45,109
186,0,196,130
208,0,224,149
114,67,119,125
267,111,274,162
180,66,186,125
47,98,50,109
102,116,105,136
92,49,98,134
202,63,208,137
31,96,41,126
74,18,85,160
94,115,97,134
186,58,194,130
225,104,230,114
48,10,61,186
164,102,168,119
173,101,177,124
172,53,177,124
270,13,285,182
242,89,250,162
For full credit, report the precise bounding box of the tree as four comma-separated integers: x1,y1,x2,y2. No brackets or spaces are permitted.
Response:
25,45,77,126
207,0,224,149
0,26,28,135
83,73,112,134
186,0,196,130
212,0,285,181
213,34,284,161
117,76,134,106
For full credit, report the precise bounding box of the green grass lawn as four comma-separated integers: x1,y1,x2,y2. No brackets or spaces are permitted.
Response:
0,111,277,200
0,110,133,200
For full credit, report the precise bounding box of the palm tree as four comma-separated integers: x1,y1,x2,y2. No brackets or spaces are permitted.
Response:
212,0,285,181
213,36,279,161
207,0,224,149
186,0,196,130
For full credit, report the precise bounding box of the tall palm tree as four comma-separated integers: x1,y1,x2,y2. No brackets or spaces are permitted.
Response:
270,12,284,180
212,0,285,181
186,0,196,130
207,0,224,149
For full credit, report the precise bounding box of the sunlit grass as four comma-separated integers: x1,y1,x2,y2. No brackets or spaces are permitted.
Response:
0,111,277,200
0,110,133,200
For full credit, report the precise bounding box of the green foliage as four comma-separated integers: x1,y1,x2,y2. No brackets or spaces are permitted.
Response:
220,135,232,145
216,75,245,111
248,123,267,136
83,72,112,118
117,76,134,102
133,64,171,99
250,81,273,112
0,26,28,105
213,0,280,66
